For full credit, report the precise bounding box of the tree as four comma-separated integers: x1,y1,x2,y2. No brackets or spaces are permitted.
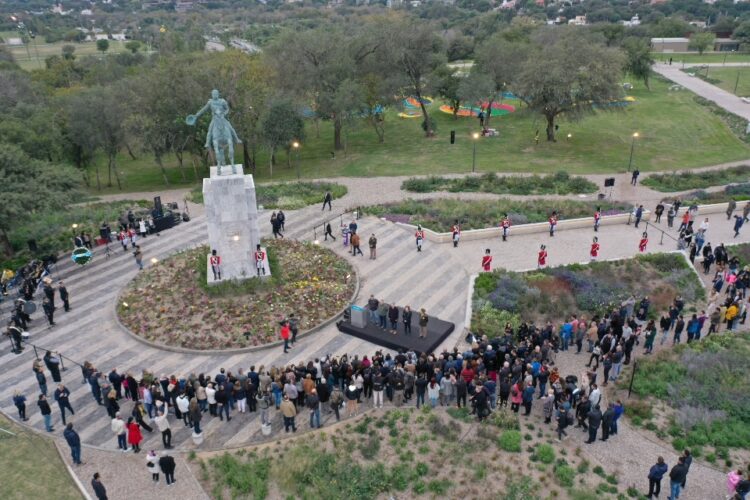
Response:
514,29,625,142
434,65,464,120
385,20,445,137
689,32,716,55
652,17,694,38
623,37,655,90
125,40,141,54
446,35,475,62
733,21,750,48
260,99,305,178
269,27,382,150
96,39,110,53
0,144,80,257
471,36,529,128
201,51,273,175
61,44,76,60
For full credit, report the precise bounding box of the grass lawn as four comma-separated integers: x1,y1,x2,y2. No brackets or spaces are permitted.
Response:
4,39,129,71
0,414,81,499
699,66,750,96
85,76,750,195
652,52,750,64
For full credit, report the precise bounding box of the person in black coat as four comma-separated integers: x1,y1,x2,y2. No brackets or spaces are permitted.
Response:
585,405,601,444
54,384,75,425
92,473,108,499
42,280,55,309
63,423,82,465
44,351,62,383
58,281,70,312
470,386,489,421
601,403,615,441
42,297,55,326
159,453,177,486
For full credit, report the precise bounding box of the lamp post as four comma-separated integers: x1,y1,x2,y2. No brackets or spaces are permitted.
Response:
627,132,639,172
472,132,479,173
292,141,300,180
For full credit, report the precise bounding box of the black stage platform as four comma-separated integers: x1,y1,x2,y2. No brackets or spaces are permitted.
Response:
336,308,455,354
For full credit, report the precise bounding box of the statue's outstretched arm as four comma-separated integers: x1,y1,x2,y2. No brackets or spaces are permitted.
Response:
194,101,211,119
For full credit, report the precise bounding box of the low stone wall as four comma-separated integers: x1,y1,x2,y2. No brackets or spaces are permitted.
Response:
395,211,649,243
392,200,742,244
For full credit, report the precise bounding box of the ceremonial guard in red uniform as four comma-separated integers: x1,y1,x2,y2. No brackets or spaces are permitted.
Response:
415,225,424,252
481,249,493,272
254,244,266,276
538,245,548,269
209,249,222,280
500,215,511,242
590,237,600,261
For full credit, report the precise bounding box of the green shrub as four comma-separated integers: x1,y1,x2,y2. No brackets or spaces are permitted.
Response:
209,453,270,499
359,434,381,460
498,430,522,452
554,463,576,487
535,444,556,464
577,460,590,474
446,406,473,422
672,437,687,451
427,479,450,495
490,408,521,430
412,480,426,494
593,465,605,476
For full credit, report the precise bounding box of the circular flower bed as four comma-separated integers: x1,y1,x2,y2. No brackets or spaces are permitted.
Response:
117,240,356,350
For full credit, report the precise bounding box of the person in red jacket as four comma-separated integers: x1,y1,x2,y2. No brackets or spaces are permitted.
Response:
538,244,548,269
209,249,221,280
500,214,511,241
594,207,601,232
126,416,143,453
280,321,291,353
254,244,266,276
548,211,558,237
590,237,600,261
415,225,424,252
481,248,492,272
639,232,648,253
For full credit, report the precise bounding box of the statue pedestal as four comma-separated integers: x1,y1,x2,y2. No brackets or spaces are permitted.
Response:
202,165,269,283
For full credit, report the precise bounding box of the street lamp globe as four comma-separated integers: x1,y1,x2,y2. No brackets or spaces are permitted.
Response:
472,132,480,140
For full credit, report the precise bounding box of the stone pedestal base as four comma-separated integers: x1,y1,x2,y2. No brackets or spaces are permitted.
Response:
203,165,268,283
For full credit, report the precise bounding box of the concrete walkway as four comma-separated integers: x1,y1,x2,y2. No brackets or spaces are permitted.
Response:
654,62,750,120
3,175,749,498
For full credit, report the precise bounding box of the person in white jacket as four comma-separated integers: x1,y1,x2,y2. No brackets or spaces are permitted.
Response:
153,411,171,449
175,393,190,427
206,383,217,416
111,413,128,452
146,450,161,482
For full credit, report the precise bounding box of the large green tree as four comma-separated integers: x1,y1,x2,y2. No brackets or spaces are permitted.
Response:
260,98,305,178
0,145,80,257
688,32,716,55
470,36,529,128
623,37,655,90
268,27,381,150
514,29,625,142
384,19,445,137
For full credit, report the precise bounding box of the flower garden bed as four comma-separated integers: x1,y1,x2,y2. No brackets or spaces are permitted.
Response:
472,253,705,337
189,181,348,210
659,183,750,205
362,198,631,232
401,171,597,195
117,240,355,350
642,165,750,192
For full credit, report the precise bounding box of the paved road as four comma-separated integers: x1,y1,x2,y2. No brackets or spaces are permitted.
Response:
654,62,750,119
